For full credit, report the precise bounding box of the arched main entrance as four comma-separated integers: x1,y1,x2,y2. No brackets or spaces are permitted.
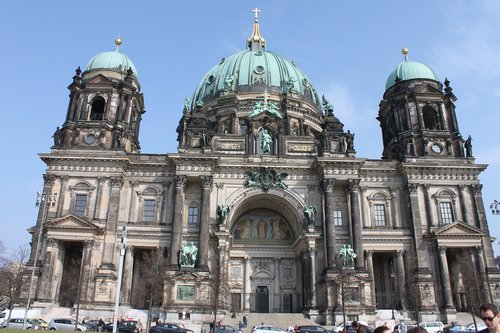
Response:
227,206,304,313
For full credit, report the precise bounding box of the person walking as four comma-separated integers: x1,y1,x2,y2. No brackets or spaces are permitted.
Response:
479,303,500,333
352,321,367,333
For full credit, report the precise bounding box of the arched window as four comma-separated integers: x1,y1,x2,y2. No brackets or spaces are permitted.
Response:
422,106,438,130
434,189,457,225
90,97,105,121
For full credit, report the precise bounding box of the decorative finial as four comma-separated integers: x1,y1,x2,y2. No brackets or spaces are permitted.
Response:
247,8,265,51
401,46,409,61
115,36,122,51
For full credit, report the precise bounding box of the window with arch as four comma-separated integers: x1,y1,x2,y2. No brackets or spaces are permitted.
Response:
367,192,392,227
138,186,161,223
434,189,457,225
422,105,438,130
90,96,106,121
69,181,95,217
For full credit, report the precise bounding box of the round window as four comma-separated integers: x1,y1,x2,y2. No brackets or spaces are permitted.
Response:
254,65,265,74
84,134,96,145
207,75,215,84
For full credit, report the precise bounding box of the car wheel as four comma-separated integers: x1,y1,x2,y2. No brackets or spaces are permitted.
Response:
50,328,56,330
77,329,82,332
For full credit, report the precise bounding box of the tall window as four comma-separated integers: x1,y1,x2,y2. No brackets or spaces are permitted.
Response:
422,106,438,130
440,202,454,224
374,204,386,226
188,207,199,225
143,199,156,222
74,194,88,216
90,97,105,120
333,209,343,226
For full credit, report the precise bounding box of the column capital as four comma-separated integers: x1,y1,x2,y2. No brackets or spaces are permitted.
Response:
471,184,483,195
365,250,373,257
111,176,124,189
348,179,360,192
175,175,187,189
201,176,213,190
408,183,420,194
43,174,56,186
438,246,447,255
321,179,335,192
474,245,484,255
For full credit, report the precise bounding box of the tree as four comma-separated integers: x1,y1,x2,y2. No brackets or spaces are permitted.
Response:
0,243,30,329
334,270,355,333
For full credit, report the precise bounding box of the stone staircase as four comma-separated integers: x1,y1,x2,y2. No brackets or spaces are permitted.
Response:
219,313,318,331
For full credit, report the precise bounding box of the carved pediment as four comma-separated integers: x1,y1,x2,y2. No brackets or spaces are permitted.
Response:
85,74,115,85
44,214,104,234
433,221,484,238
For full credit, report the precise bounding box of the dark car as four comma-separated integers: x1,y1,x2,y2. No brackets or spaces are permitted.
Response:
149,323,194,333
84,320,101,332
215,325,242,333
103,321,139,333
296,326,331,333
443,325,469,333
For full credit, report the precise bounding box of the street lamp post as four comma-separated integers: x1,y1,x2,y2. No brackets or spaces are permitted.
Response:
113,226,127,333
23,192,57,329
389,270,395,320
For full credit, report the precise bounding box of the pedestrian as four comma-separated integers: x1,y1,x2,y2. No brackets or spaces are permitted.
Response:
82,318,86,324
239,321,244,331
288,325,294,332
98,318,105,332
243,315,248,328
374,326,391,333
479,303,500,333
210,322,215,333
231,310,236,319
352,321,367,333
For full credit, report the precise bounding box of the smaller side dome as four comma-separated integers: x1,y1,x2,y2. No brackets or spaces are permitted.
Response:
86,50,138,78
385,61,438,90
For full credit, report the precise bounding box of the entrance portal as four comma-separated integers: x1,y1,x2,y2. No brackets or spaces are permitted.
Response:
256,286,269,313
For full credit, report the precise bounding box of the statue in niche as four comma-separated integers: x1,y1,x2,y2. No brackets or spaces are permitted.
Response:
217,204,230,225
179,241,198,268
303,205,317,226
261,129,272,153
464,135,473,157
339,244,357,268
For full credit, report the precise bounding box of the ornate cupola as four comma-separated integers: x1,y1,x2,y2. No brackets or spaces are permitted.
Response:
378,47,465,161
53,38,145,153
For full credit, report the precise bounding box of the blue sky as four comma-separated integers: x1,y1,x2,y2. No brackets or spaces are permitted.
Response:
1,1,500,255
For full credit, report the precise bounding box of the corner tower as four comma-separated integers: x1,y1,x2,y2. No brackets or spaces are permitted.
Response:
54,38,145,153
378,48,464,160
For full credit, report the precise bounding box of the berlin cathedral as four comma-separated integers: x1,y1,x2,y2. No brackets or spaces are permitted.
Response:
25,10,500,325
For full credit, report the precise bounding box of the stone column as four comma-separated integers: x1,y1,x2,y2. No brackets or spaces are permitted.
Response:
323,179,337,268
128,181,138,223
471,184,497,269
122,246,134,304
274,258,281,312
423,184,435,228
309,248,317,308
199,176,212,270
458,185,470,225
349,179,364,269
57,175,69,216
169,175,187,267
390,187,402,229
474,246,491,302
37,238,59,301
365,250,376,308
438,246,454,308
160,181,172,225
360,186,370,228
395,250,406,299
93,177,105,220
408,184,429,270
244,257,252,311
101,177,124,267
79,240,94,303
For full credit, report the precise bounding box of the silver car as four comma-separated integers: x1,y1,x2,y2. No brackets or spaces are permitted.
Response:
49,318,88,331
1,318,43,330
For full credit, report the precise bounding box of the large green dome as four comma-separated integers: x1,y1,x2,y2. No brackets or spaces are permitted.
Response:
86,50,138,78
191,49,321,109
385,60,438,90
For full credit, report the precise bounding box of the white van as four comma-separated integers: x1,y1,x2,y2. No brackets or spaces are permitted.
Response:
419,322,444,333
0,309,41,326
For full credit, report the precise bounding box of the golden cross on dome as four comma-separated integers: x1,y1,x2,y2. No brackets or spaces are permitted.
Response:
252,7,261,19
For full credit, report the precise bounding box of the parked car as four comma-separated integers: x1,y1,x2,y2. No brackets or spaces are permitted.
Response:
296,326,331,333
103,320,140,333
31,318,50,330
419,322,444,333
84,320,102,332
149,322,194,333
215,325,242,333
443,325,469,333
339,325,357,333
251,325,285,333
1,318,43,330
465,323,487,332
49,318,88,331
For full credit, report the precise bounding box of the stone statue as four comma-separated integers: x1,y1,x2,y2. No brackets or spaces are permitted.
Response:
223,75,234,91
179,241,198,268
339,244,357,268
52,127,62,146
251,101,265,117
303,205,317,226
322,95,334,115
346,130,355,151
183,98,191,112
217,204,230,225
285,77,296,93
464,135,473,157
261,129,272,153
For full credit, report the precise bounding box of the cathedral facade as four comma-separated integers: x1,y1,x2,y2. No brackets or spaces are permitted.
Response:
25,13,500,324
